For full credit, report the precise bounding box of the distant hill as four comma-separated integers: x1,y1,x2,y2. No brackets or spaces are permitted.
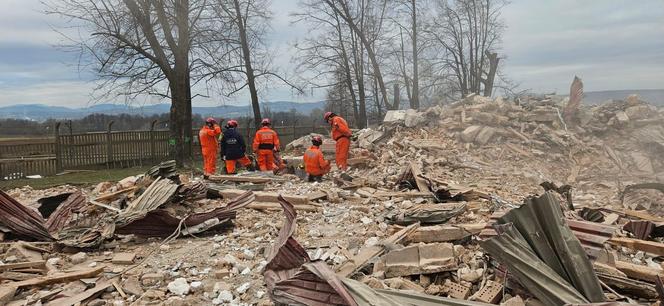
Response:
583,89,664,105
0,101,326,121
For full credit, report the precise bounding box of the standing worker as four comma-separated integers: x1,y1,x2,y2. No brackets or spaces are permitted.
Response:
199,117,221,179
252,118,280,171
324,112,352,171
303,136,330,182
220,119,252,174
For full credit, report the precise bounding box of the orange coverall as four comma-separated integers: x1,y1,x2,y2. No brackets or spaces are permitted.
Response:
304,145,331,177
199,124,221,175
330,116,352,171
252,127,280,171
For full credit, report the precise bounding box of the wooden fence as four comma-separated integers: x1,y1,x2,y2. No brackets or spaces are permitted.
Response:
0,124,328,181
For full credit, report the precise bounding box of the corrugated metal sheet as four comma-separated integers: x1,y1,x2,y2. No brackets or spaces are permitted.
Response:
0,190,53,241
116,177,180,227
263,195,357,306
116,190,255,237
622,220,656,240
43,191,87,234
481,213,616,259
480,192,605,305
343,278,492,306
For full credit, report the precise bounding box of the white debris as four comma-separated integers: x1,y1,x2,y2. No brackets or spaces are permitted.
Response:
236,282,251,294
167,278,190,295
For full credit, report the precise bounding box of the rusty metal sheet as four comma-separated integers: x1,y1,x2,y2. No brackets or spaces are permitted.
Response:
43,192,87,234
622,220,656,240
116,177,180,227
480,192,605,305
481,223,590,306
481,213,616,260
343,278,492,306
0,190,52,241
264,195,357,306
116,190,255,237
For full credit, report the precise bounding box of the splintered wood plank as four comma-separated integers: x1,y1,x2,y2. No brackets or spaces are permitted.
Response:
220,190,309,205
44,279,113,306
409,162,430,192
337,223,420,278
209,175,285,183
615,261,664,283
609,237,664,256
246,202,319,212
0,261,45,272
4,266,104,289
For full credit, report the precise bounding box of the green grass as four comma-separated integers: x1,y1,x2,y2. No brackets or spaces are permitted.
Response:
0,160,208,190
0,166,154,190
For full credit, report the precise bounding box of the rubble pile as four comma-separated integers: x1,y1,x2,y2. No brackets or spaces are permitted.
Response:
0,93,663,305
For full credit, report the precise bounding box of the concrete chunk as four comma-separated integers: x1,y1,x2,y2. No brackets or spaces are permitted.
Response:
461,125,483,143
384,243,457,277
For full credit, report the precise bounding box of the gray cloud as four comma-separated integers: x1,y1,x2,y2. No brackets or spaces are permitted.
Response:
0,0,663,107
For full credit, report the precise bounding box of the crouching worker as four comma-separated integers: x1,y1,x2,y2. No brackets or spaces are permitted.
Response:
303,136,331,182
220,120,252,174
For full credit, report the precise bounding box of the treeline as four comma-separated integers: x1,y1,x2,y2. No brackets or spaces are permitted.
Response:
0,108,323,137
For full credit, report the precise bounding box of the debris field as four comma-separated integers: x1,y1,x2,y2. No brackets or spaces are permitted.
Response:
1,93,664,305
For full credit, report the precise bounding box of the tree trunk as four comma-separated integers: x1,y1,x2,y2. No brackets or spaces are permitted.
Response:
393,83,400,109
324,0,392,110
351,31,367,128
335,13,359,127
233,0,261,128
482,51,499,97
410,0,419,109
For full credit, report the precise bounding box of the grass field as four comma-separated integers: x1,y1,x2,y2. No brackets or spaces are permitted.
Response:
0,161,205,190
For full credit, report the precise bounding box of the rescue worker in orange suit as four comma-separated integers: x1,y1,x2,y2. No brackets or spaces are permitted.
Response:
324,112,352,171
199,117,221,179
252,118,280,171
220,120,253,174
303,136,331,182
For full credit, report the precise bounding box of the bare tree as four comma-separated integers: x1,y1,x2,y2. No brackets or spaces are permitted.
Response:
44,0,227,166
321,0,398,110
427,0,506,98
209,0,302,127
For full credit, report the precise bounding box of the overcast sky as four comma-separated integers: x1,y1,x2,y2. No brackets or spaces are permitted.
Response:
0,0,663,108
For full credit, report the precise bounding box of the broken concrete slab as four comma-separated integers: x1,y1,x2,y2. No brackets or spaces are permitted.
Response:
384,243,457,278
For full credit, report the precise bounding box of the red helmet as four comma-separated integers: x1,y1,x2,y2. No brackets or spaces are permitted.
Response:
227,119,238,128
312,135,323,146
324,112,334,121
261,118,271,126
206,117,217,124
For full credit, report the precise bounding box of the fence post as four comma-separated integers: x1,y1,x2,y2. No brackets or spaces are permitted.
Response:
150,120,158,164
54,122,63,173
106,121,114,169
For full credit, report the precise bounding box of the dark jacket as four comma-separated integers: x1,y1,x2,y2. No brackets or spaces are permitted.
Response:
220,128,246,160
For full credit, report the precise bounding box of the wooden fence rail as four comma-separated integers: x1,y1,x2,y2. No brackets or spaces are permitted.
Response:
0,124,328,181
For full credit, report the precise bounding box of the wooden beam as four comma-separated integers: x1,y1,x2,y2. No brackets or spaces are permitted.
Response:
609,237,664,256
220,189,310,205
373,191,435,198
0,261,45,272
246,202,319,212
3,266,104,289
94,186,139,202
209,175,285,183
615,261,664,283
337,223,420,277
45,279,113,306
89,200,121,212
409,162,429,192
